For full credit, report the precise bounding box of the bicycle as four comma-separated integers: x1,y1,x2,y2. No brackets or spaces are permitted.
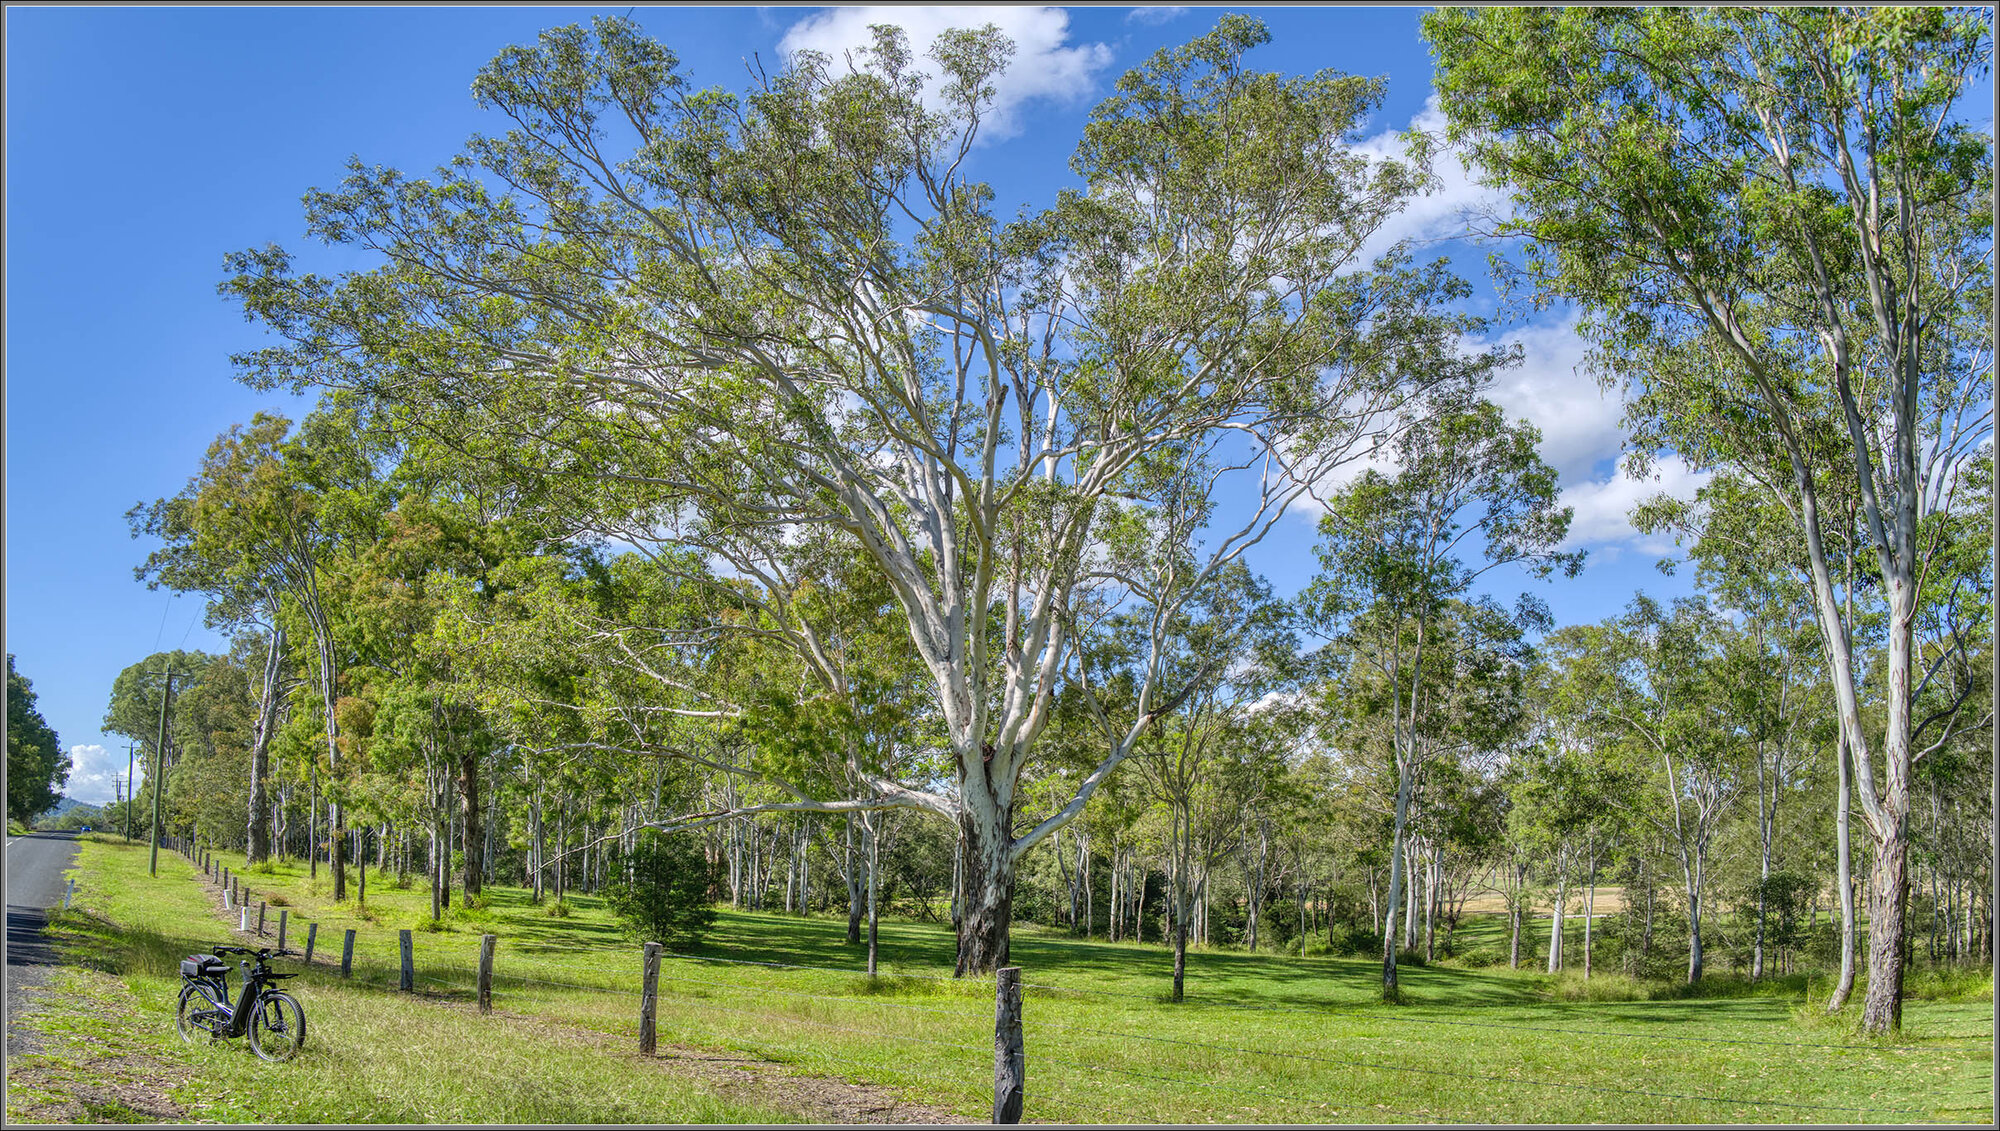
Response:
176,945,307,1062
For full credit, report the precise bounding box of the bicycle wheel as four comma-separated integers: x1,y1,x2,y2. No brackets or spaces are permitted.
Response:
247,991,306,1062
175,986,220,1044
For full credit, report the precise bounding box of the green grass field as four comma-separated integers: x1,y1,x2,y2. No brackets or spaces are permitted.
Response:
22,835,1995,1125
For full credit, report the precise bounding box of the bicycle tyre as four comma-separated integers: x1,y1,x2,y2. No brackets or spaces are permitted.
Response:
247,990,306,1062
175,985,220,1044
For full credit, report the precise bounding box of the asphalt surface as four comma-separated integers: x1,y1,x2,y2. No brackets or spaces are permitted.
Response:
6,828,81,1057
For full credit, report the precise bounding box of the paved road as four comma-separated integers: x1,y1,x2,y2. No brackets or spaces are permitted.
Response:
6,829,81,1056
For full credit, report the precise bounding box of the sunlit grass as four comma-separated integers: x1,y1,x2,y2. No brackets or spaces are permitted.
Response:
38,838,800,1125
44,836,1996,1125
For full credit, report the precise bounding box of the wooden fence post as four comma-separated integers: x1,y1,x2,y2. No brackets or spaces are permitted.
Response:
222,866,230,891
341,929,356,978
639,942,661,1055
399,929,414,992
277,908,289,953
479,934,496,1015
258,902,268,937
305,922,318,964
993,966,1024,1124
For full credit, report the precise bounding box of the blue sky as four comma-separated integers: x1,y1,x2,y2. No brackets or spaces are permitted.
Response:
7,6,1704,805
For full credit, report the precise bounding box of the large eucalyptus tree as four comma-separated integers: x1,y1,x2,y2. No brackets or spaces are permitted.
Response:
225,15,1496,971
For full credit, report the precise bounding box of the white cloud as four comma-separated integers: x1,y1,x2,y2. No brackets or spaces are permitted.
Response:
1558,455,1712,554
1485,312,1623,488
1126,6,1189,25
779,6,1114,139
1347,93,1512,270
64,743,133,806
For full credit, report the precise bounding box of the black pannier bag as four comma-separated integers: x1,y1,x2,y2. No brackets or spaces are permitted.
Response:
180,953,228,979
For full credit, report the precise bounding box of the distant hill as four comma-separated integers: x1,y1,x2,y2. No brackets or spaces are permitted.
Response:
40,796,87,817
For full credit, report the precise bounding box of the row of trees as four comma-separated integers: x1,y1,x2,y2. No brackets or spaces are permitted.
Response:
8,654,69,823
120,10,1989,1034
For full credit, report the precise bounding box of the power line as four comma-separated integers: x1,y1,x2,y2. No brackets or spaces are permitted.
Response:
150,591,175,655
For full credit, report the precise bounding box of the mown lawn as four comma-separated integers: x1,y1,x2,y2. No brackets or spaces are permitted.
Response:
32,835,1996,1125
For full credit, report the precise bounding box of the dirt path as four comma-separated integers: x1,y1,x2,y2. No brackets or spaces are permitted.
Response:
470,1002,967,1124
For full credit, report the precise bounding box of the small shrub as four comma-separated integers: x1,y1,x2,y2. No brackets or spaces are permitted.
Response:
265,893,290,908
603,830,720,947
450,904,495,928
1324,925,1382,958
544,900,572,919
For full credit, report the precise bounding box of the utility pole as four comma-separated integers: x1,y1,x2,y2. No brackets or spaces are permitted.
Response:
123,742,137,841
149,667,178,876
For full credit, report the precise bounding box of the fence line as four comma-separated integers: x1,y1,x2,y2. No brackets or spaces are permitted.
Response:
1029,1047,1474,1125
647,948,994,986
702,1030,1120,1124
1168,994,1993,1054
578,946,1991,1063
666,996,996,1058
1011,972,1988,1054
1038,1021,1944,1119
657,969,992,1021
163,845,1980,1125
425,964,637,997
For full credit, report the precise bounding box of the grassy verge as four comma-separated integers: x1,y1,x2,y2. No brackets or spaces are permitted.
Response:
14,838,805,1124
34,836,1994,1125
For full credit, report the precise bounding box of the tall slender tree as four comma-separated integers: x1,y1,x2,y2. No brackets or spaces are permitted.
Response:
1304,396,1579,998
1425,5,1993,1031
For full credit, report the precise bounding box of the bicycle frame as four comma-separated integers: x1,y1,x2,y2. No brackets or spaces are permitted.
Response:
182,949,287,1039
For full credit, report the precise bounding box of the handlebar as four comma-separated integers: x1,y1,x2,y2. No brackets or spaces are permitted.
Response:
213,945,274,958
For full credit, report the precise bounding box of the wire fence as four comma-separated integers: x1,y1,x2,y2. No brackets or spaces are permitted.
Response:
361,945,1995,1123
638,952,1966,1124
166,842,1988,1126
650,946,1990,1054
